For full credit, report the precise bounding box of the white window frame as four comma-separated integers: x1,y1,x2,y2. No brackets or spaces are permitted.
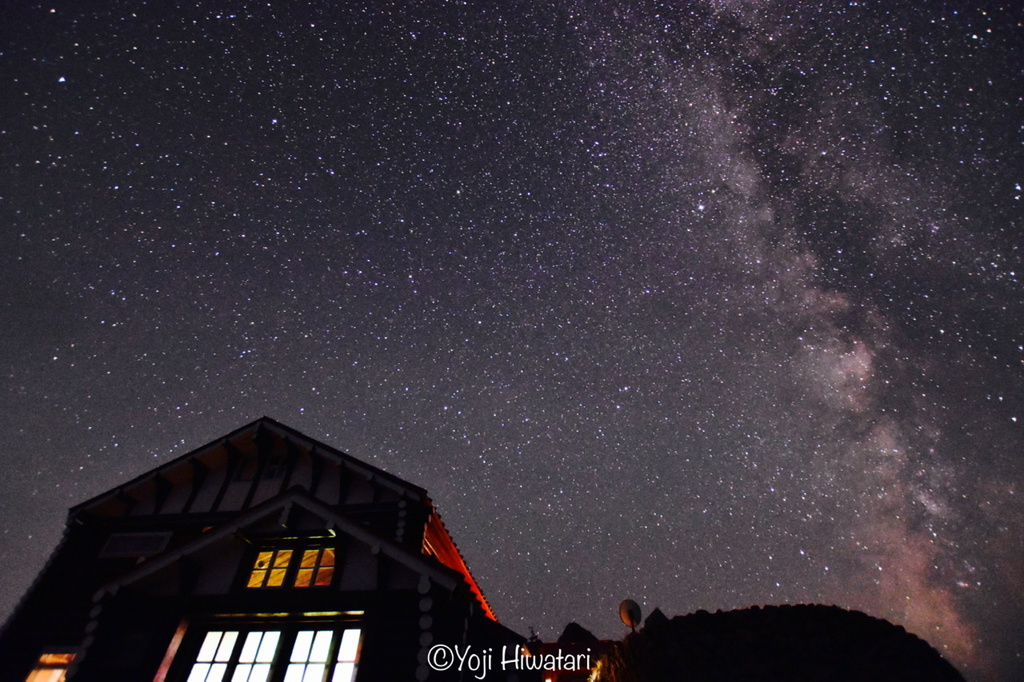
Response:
181,623,361,682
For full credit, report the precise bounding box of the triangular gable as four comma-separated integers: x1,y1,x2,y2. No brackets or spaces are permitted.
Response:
71,417,428,519
94,487,464,600
71,418,499,621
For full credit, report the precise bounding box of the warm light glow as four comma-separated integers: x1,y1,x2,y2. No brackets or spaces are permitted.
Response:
295,548,335,587
248,549,293,588
247,546,336,589
26,652,76,682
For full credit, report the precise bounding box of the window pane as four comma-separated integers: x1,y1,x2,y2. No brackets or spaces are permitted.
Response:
337,630,361,662
332,662,356,682
250,549,294,588
233,662,273,682
197,632,223,662
294,568,313,587
282,665,305,682
273,550,293,568
248,663,272,682
25,671,66,682
255,631,280,662
254,551,273,570
214,632,239,661
321,548,335,567
239,632,263,663
186,663,212,682
302,663,326,682
300,549,319,568
291,631,314,662
267,568,287,587
231,664,253,682
313,566,334,586
207,662,229,682
309,630,333,662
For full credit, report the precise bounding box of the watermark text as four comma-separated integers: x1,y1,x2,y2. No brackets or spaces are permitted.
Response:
427,644,592,679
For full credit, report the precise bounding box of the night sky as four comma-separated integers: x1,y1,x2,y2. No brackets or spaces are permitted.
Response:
2,1,1022,679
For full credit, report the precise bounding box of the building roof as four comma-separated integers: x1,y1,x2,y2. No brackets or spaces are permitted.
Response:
70,416,427,518
68,416,498,620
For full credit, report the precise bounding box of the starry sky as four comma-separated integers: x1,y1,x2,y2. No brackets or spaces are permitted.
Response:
1,1,1022,679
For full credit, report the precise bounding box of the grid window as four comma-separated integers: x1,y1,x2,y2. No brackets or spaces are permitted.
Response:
283,629,361,682
183,628,360,682
247,546,335,589
187,630,273,682
294,548,335,587
247,549,293,588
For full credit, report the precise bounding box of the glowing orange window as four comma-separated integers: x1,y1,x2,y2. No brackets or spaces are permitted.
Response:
25,652,75,682
247,549,293,588
294,547,335,587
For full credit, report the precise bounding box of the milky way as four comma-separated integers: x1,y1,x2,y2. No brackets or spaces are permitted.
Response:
1,2,1021,679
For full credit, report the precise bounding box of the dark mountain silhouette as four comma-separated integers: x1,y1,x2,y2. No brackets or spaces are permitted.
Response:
593,604,965,682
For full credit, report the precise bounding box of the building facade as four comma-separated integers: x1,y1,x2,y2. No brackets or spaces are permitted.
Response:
0,417,527,681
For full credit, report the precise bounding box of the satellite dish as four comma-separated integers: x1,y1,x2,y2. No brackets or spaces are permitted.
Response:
619,599,642,630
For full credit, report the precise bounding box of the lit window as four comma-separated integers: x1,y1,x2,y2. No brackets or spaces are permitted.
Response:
24,652,75,682
284,628,361,682
334,629,362,682
294,548,335,587
247,547,335,588
247,549,293,588
187,630,280,682
184,628,361,682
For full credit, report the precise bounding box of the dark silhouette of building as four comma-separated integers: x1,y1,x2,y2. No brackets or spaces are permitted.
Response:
591,604,966,682
530,622,613,682
0,417,526,681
